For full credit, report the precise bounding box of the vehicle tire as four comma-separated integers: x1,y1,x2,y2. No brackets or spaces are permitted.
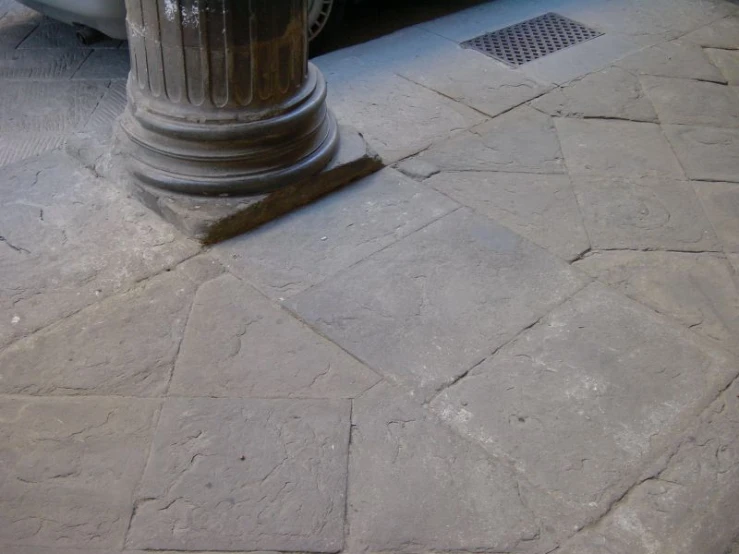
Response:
308,0,346,43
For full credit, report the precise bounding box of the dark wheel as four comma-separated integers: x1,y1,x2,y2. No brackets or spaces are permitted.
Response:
308,0,346,43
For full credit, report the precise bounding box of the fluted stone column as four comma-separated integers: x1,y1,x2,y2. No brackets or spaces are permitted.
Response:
118,0,340,196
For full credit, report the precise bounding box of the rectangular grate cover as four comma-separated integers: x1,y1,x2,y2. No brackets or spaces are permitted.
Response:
461,13,603,67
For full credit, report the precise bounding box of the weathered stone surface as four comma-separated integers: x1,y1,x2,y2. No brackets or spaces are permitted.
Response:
0,151,198,349
83,80,127,133
641,76,739,127
18,19,122,49
576,251,739,353
320,56,484,162
557,376,739,554
730,254,739,275
0,396,159,549
683,14,739,49
617,39,727,83
170,274,379,398
288,208,587,397
413,106,565,174
0,48,89,79
126,398,350,552
432,283,738,531
0,5,39,49
395,157,440,180
73,49,130,80
348,382,548,553
0,81,108,132
426,171,590,261
571,175,720,251
706,48,739,85
664,125,739,182
0,257,218,396
556,119,684,178
0,132,66,168
531,66,658,122
694,181,739,251
213,168,457,299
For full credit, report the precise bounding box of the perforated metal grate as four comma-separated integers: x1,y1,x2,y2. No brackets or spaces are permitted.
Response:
461,13,603,67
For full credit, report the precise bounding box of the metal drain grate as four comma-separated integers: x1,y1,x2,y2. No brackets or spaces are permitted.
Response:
461,13,603,67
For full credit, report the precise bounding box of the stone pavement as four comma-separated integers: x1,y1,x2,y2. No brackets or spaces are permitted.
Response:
1,0,739,552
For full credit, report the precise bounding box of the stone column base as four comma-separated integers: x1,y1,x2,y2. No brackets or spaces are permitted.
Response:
68,125,382,244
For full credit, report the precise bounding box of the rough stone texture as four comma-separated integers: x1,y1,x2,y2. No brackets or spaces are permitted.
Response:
531,66,658,122
288,208,587,398
348,383,548,553
0,7,39,50
72,49,130,80
0,48,88,79
576,251,739,353
0,258,219,396
0,81,108,132
571,175,720,251
641,76,739,127
321,56,485,162
18,19,122,49
664,125,739,182
98,125,384,244
683,14,739,50
394,157,440,180
617,39,728,83
170,274,379,398
706,48,739,85
694,181,739,252
426,171,590,261
126,398,351,552
557,376,739,554
83,80,127,133
412,106,565,174
432,283,738,531
0,132,66,168
0,151,198,349
731,254,739,275
0,396,160,550
212,168,457,299
556,119,684,178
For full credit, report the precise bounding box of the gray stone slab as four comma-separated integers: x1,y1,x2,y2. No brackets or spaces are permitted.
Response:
126,397,350,552
0,7,39,49
426,171,590,261
576,251,739,353
0,132,66,168
683,14,739,49
556,119,684,178
706,48,739,85
664,125,739,182
557,376,739,554
348,382,549,553
531,66,658,122
571,175,720,251
320,56,485,162
0,396,159,549
0,81,108,133
431,283,738,531
18,19,122,49
641,76,739,127
731,254,739,274
394,157,440,180
617,39,728,83
413,106,565,175
0,257,220,396
287,208,587,398
694,181,739,251
212,168,457,299
0,151,198,349
170,274,379,398
73,49,130,80
0,48,89,79
83,80,127,133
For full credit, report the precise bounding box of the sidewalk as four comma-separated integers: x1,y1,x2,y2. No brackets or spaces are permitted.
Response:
1,0,739,552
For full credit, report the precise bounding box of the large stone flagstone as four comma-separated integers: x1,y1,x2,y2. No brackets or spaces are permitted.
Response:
664,125,739,182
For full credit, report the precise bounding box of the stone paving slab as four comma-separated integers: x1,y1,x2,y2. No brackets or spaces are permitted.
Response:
0,48,89,79
694,181,739,252
83,80,127,134
576,251,739,354
72,49,130,80
683,14,739,50
412,106,565,174
432,283,739,531
0,8,39,50
571,175,720,251
0,396,160,550
616,39,728,83
0,132,66,168
531,66,658,122
706,47,739,85
348,382,548,553
18,19,122,49
126,397,350,552
0,151,198,349
170,274,379,399
213,168,458,299
664,125,739,182
425,171,590,261
641,76,739,128
288,208,587,398
556,119,684,178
